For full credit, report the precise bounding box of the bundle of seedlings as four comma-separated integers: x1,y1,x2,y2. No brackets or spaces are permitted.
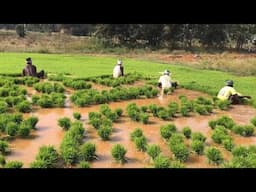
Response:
168,133,189,162
60,122,85,165
208,115,236,130
126,103,149,124
48,73,67,82
88,111,113,140
205,147,224,165
130,128,148,152
111,144,127,164
232,124,255,137
33,93,66,108
147,144,161,161
34,82,65,94
224,145,256,168
191,132,206,155
78,142,97,162
0,113,38,138
4,161,23,168
63,79,92,90
30,145,59,168
211,126,234,151
160,124,177,141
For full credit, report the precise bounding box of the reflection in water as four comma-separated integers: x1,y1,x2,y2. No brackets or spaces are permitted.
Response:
5,87,256,168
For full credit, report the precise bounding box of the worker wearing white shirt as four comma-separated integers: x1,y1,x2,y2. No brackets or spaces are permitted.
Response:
113,60,124,78
158,70,172,89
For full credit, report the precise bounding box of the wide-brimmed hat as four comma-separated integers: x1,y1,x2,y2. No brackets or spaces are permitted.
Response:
117,60,122,65
163,69,170,75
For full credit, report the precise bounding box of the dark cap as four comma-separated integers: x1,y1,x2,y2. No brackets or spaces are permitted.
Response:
226,80,234,86
26,57,32,62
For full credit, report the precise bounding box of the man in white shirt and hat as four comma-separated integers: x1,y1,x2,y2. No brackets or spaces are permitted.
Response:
158,69,177,96
113,60,124,78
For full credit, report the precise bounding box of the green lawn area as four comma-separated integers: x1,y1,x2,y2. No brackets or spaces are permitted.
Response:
0,52,255,101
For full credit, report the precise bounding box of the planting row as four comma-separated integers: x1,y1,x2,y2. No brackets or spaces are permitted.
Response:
0,76,40,87
71,86,158,107
86,72,144,87
48,72,146,88
0,98,32,113
88,104,123,140
209,115,256,137
33,82,65,94
32,93,66,108
63,79,92,90
0,84,27,98
0,113,38,138
124,97,213,124
157,122,226,165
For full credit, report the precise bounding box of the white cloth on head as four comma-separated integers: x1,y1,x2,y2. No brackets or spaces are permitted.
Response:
113,65,122,78
158,74,172,89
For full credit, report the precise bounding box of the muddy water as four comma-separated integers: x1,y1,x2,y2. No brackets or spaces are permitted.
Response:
5,87,256,168
6,109,65,167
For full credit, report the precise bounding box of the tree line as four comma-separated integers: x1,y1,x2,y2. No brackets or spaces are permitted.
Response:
1,24,256,51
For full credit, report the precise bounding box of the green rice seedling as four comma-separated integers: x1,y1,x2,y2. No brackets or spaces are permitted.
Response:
192,132,206,142
191,140,205,155
111,144,127,164
250,117,256,127
4,161,23,168
153,155,170,168
78,161,90,168
182,127,192,139
206,147,224,165
139,113,149,124
15,100,32,113
79,142,96,161
147,144,161,160
98,126,112,140
130,128,143,142
58,117,72,131
73,112,81,120
160,124,177,140
134,136,148,152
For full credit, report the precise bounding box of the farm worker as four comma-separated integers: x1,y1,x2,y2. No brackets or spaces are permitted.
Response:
158,69,178,89
217,80,251,104
158,69,172,90
113,60,124,78
158,69,178,97
22,57,45,79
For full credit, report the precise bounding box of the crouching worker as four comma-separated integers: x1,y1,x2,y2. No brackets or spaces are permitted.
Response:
217,80,251,104
22,57,45,79
113,60,124,78
158,69,178,96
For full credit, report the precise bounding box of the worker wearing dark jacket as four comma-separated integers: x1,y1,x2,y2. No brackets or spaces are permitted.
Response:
22,58,45,78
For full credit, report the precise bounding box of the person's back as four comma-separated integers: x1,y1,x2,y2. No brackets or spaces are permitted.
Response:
217,80,241,101
217,86,239,101
113,65,121,78
24,64,37,77
159,74,172,89
22,57,44,79
113,60,123,78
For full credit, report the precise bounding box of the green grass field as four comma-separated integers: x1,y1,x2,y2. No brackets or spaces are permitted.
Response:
0,52,255,101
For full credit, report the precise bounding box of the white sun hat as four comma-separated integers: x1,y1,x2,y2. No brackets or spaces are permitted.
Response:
117,60,122,65
163,69,170,75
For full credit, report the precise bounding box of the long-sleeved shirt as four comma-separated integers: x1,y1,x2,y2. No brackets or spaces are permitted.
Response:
158,74,172,89
23,64,37,77
113,65,122,78
217,86,241,100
